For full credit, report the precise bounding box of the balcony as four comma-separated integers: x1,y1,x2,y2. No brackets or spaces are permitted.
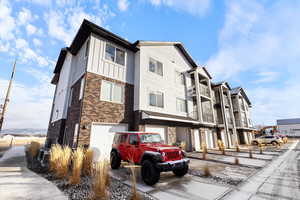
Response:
187,86,196,97
199,84,210,98
189,110,198,120
224,97,230,107
202,112,214,123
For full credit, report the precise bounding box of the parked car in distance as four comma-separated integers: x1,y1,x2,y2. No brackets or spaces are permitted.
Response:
252,135,283,145
110,132,190,185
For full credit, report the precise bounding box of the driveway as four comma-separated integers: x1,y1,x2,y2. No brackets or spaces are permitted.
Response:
0,146,68,200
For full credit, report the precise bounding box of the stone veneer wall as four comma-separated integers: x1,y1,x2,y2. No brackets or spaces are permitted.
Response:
77,72,134,146
64,77,83,147
167,127,176,145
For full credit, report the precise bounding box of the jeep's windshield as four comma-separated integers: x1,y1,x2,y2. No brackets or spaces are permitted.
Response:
140,134,162,143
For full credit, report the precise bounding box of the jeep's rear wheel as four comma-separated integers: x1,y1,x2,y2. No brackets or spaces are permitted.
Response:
141,160,160,185
173,164,189,177
110,151,121,169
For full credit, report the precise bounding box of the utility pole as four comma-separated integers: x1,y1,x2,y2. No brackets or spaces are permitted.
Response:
0,60,17,132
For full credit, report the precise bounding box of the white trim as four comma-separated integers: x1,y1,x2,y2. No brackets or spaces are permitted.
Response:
142,114,200,124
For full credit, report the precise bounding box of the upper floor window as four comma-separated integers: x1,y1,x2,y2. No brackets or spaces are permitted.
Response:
149,58,163,76
175,71,185,85
79,78,85,100
149,91,164,108
101,80,124,103
176,98,187,113
85,39,90,59
105,43,125,66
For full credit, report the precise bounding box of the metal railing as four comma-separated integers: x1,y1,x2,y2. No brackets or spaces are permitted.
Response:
199,84,210,98
202,112,214,123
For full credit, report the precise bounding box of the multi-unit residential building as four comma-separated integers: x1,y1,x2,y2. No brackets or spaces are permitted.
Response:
46,19,254,156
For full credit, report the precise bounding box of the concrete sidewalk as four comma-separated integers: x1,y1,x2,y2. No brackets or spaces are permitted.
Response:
0,146,68,200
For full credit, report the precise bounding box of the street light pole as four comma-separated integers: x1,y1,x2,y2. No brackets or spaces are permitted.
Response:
0,60,17,132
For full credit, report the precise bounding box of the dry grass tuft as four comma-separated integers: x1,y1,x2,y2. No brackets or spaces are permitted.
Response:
92,159,110,200
69,147,84,185
82,148,94,176
27,141,40,158
50,144,72,178
203,165,211,177
248,147,253,159
234,157,240,165
258,143,264,154
235,142,240,152
202,143,207,160
129,167,141,200
283,137,288,144
217,140,223,151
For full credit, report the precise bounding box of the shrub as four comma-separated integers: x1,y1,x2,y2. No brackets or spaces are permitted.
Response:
234,157,240,165
69,147,84,185
82,148,93,176
217,140,222,151
50,145,72,178
92,159,110,200
202,144,207,160
203,165,211,177
27,141,41,159
248,147,253,159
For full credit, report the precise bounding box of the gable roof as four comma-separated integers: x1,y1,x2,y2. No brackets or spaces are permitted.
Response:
134,40,198,68
231,87,252,106
212,81,231,90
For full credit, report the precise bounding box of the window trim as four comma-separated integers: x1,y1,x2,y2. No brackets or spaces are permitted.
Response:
79,78,85,100
100,80,124,104
104,42,126,66
176,97,187,113
149,91,164,108
148,57,163,76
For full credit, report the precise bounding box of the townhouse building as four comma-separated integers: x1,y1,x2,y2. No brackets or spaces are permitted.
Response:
46,19,254,156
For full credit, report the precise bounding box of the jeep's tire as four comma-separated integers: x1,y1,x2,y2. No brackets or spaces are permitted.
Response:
141,160,160,185
271,141,278,146
173,164,189,177
110,151,121,169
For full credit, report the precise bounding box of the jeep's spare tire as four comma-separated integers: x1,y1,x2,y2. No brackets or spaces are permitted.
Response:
173,164,189,177
110,151,121,169
141,160,160,185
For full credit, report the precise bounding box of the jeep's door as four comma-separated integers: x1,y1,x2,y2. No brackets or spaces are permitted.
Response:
126,134,141,163
118,134,128,160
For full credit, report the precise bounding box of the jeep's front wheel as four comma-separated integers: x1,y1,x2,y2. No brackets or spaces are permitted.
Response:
141,160,160,185
173,165,189,177
110,151,121,169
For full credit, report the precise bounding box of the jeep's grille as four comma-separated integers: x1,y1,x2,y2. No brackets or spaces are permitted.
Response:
166,151,179,159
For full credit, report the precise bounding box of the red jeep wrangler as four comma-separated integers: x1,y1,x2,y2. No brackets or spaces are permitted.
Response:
110,132,189,185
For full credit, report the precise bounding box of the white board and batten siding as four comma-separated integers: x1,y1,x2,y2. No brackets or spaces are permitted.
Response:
134,45,194,117
86,33,135,84
89,123,128,160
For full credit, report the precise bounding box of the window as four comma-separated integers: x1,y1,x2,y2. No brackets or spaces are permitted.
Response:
176,98,187,112
120,134,128,143
79,78,85,100
175,71,185,85
105,43,125,65
100,80,124,103
73,123,79,148
85,39,90,58
149,58,163,76
149,91,164,108
129,134,139,145
68,88,73,107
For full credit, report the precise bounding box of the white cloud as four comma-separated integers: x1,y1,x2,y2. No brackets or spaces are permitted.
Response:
206,0,300,125
0,0,16,40
26,24,37,35
45,3,115,45
0,75,54,129
15,38,28,49
147,0,211,16
252,71,279,84
118,0,129,11
33,38,42,47
18,8,33,25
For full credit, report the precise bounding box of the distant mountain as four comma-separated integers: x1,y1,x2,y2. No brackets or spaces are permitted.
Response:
0,128,47,137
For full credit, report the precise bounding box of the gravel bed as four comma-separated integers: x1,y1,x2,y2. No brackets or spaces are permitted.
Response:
40,172,156,200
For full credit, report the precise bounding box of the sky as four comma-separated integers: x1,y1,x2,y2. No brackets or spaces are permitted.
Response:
0,0,300,129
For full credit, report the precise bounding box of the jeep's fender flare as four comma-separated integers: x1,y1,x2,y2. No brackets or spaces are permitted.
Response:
140,151,163,164
111,148,120,157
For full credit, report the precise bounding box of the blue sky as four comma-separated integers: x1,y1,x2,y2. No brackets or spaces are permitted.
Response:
0,0,300,129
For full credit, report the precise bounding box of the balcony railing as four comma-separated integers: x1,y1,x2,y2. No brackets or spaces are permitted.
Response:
189,110,198,120
224,97,230,107
202,112,214,123
187,86,196,97
199,84,210,98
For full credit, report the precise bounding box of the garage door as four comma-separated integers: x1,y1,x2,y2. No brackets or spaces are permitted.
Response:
90,123,128,160
145,126,166,143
